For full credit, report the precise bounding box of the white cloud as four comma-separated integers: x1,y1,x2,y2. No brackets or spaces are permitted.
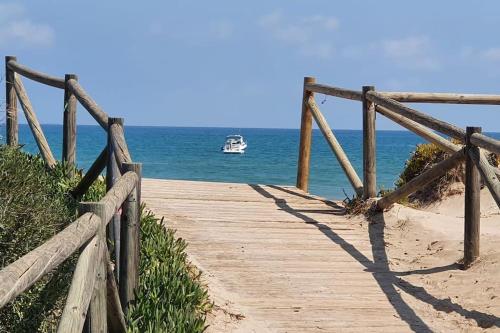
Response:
380,36,439,70
0,3,54,48
258,10,339,59
480,47,500,61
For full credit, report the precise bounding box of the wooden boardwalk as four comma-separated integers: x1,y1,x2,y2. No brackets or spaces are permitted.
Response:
142,179,425,332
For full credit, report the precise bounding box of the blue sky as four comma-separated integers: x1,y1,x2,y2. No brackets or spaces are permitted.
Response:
2,0,500,130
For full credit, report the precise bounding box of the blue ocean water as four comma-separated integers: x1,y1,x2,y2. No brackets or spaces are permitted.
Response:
5,124,499,199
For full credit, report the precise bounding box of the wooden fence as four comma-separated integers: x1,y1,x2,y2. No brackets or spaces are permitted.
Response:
297,77,500,268
1,56,142,332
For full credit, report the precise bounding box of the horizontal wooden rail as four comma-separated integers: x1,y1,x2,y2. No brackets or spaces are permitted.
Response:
306,97,364,196
375,105,460,154
7,60,65,89
100,171,139,223
378,91,500,105
470,133,500,155
67,79,109,129
366,91,466,141
110,123,132,169
71,146,108,198
469,148,500,209
377,148,465,210
14,75,57,167
305,83,362,101
0,213,101,308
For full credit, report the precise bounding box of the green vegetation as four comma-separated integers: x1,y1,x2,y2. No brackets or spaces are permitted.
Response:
0,145,209,332
0,145,105,332
127,210,210,333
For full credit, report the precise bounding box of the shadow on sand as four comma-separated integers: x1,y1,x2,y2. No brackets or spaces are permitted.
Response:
249,184,500,332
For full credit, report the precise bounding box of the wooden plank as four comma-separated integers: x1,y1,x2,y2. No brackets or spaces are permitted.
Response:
0,213,100,308
306,97,363,196
141,179,419,331
6,59,65,89
464,127,481,268
366,91,466,141
296,77,315,192
378,91,500,104
5,56,18,146
362,86,376,198
67,78,108,129
14,75,57,167
377,149,465,210
63,74,78,170
304,83,362,101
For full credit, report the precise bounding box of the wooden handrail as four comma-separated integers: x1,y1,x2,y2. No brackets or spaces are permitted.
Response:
7,60,65,89
71,146,108,198
470,132,500,155
58,233,103,332
375,105,460,154
67,78,109,129
377,149,465,210
0,213,100,308
14,75,57,167
366,91,466,141
469,148,500,209
306,96,364,196
110,123,132,169
378,91,500,105
305,83,362,101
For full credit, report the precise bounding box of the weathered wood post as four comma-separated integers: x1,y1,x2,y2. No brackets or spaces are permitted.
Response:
107,117,124,280
5,56,18,146
78,202,108,333
362,86,376,199
297,76,315,192
464,126,481,268
119,162,142,313
63,74,78,173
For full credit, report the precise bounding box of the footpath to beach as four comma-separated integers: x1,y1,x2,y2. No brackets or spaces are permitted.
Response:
143,178,500,332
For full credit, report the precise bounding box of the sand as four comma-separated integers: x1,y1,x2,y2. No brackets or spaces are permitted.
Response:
371,185,500,331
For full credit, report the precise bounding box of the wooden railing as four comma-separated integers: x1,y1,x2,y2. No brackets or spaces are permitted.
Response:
297,77,500,268
1,55,142,332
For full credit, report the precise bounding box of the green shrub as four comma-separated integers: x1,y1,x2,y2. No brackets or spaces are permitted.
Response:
127,209,210,333
0,146,209,332
0,146,104,332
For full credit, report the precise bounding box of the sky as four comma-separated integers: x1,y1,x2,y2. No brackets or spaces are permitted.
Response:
1,0,500,131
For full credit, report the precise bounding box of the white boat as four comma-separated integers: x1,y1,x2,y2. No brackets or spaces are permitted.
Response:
221,135,247,154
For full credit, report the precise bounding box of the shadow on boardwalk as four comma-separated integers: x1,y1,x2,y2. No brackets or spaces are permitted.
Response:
250,184,500,332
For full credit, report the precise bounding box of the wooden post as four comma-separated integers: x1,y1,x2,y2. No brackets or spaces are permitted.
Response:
363,86,376,199
78,202,108,333
5,56,18,146
119,162,142,313
107,117,124,281
464,126,481,268
63,74,78,172
297,76,315,192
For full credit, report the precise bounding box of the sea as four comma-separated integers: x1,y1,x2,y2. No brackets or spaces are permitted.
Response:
6,124,500,200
